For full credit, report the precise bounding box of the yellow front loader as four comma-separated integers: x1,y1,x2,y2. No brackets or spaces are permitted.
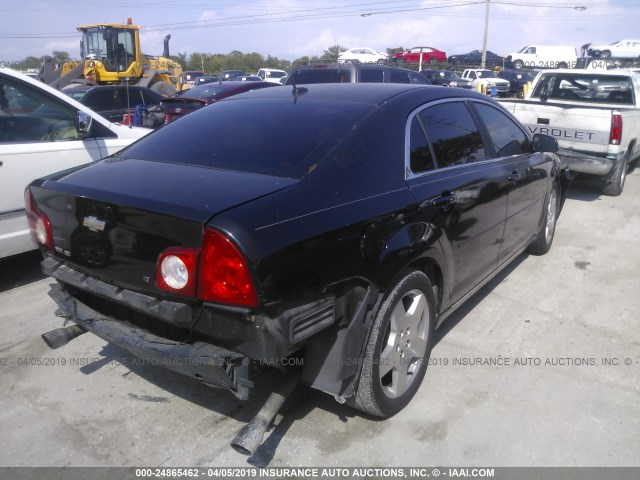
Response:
38,19,182,96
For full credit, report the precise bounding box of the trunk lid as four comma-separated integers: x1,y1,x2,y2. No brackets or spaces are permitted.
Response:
32,158,295,295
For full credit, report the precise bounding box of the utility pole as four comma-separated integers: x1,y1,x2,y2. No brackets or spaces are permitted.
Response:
481,0,490,68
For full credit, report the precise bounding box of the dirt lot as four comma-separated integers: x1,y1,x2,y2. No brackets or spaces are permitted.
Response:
1,169,639,468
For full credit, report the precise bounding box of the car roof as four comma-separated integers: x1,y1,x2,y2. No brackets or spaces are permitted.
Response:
223,82,488,106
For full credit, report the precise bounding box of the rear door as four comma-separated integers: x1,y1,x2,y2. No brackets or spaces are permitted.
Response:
405,99,509,304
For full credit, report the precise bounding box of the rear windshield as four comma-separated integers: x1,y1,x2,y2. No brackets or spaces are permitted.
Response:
531,73,635,105
119,96,373,179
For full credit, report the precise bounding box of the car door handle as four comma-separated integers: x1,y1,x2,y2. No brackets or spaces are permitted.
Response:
508,171,522,185
430,194,457,210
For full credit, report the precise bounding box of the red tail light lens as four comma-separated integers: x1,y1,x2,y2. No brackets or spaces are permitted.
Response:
610,114,622,145
197,229,258,307
155,247,199,297
24,189,54,253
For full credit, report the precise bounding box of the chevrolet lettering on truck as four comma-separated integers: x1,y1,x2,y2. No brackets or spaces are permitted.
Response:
501,68,640,195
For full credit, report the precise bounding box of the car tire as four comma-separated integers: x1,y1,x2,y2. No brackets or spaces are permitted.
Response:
513,59,524,70
377,59,386,65
602,154,628,196
601,50,611,59
429,57,439,64
527,183,560,255
349,269,436,418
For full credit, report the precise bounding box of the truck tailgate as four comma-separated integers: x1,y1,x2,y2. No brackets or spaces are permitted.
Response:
501,100,613,156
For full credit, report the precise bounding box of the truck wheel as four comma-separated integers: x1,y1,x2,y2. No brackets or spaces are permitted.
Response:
602,155,628,196
513,59,524,70
528,183,559,255
150,81,176,97
349,270,436,417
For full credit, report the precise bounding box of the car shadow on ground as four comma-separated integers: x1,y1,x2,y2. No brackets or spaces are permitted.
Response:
0,250,47,293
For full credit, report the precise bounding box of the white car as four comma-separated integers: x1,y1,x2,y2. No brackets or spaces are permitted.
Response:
588,40,640,59
0,69,151,259
256,68,288,84
338,47,388,65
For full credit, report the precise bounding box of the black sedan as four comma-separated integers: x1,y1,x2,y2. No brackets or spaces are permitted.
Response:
449,49,505,67
28,84,568,444
420,69,472,88
62,85,163,123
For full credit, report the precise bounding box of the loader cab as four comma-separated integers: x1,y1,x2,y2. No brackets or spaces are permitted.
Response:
80,25,138,74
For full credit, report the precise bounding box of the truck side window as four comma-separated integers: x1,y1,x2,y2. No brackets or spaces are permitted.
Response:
389,70,410,84
360,69,384,83
418,102,486,168
473,103,530,157
0,78,78,143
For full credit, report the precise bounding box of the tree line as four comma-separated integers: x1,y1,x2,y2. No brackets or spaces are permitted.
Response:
12,45,406,74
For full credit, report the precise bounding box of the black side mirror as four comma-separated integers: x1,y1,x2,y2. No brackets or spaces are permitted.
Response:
532,133,558,153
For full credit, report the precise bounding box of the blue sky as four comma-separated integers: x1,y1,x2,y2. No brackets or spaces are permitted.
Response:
1,0,639,62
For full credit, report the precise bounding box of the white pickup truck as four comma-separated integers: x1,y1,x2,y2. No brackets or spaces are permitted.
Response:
460,69,510,96
501,69,640,195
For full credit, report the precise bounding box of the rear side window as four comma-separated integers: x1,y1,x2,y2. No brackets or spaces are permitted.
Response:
409,116,436,173
417,102,486,167
473,103,530,157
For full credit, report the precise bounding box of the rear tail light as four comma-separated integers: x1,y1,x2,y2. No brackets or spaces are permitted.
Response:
610,114,622,145
24,189,54,253
155,228,259,307
198,229,259,307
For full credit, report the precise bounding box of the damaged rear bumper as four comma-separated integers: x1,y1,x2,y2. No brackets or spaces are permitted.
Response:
48,283,253,400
